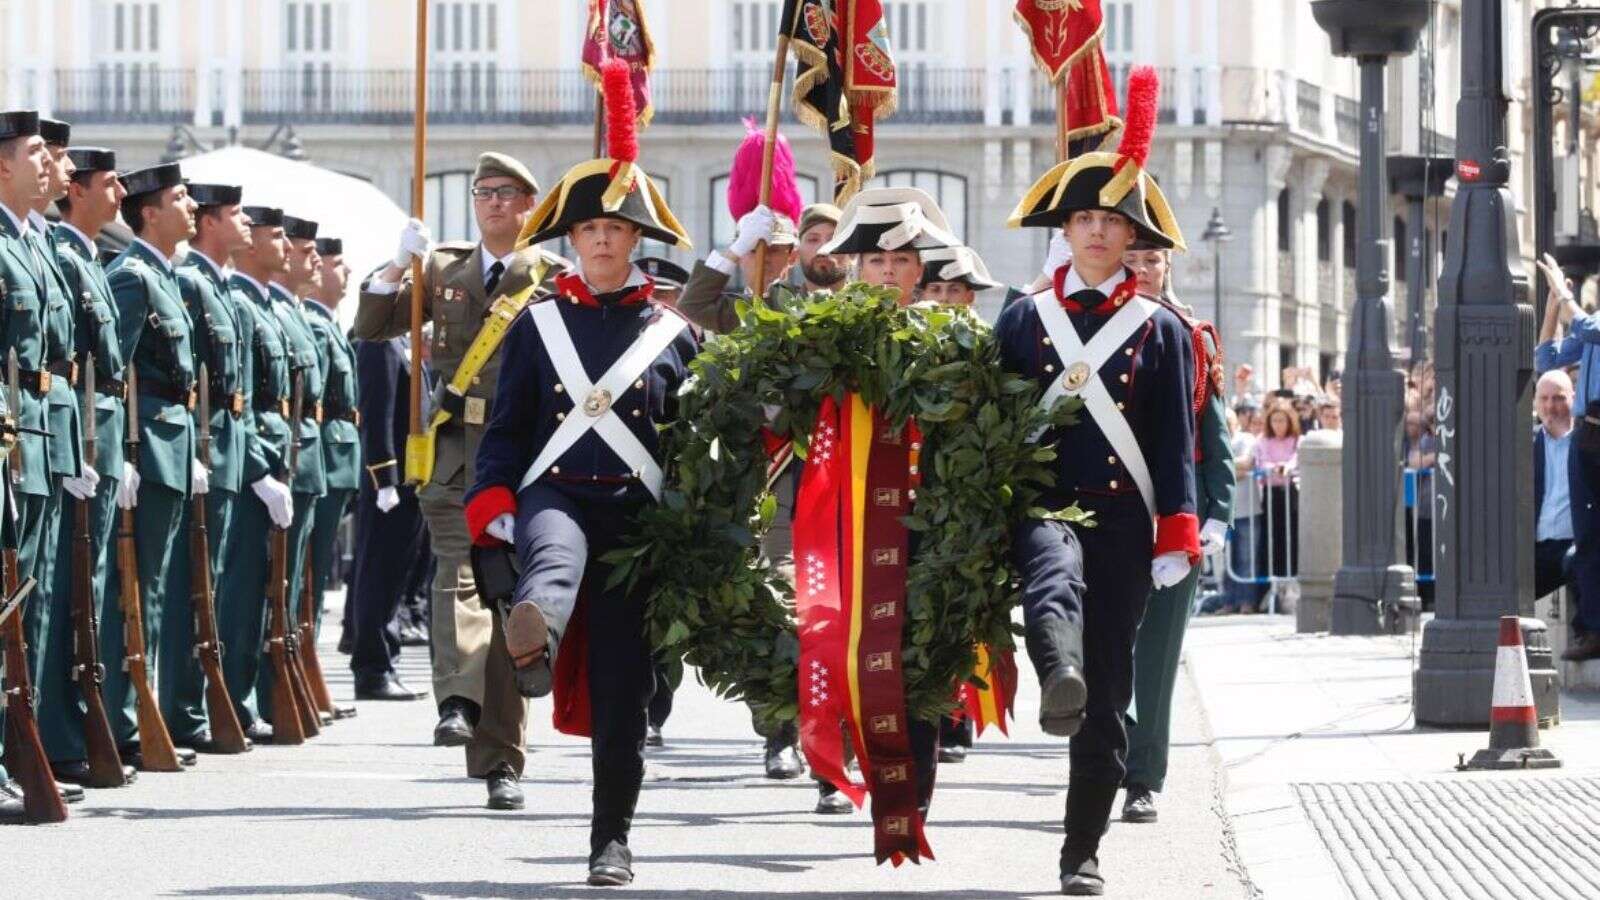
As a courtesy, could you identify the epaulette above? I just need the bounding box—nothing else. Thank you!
[433,241,476,255]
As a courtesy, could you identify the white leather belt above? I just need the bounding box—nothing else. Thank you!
[519,302,687,499]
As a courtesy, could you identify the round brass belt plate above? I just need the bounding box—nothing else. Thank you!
[582,387,613,417]
[1062,361,1092,392]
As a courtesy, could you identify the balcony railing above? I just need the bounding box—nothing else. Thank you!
[1031,65,1208,126]
[1297,79,1323,136]
[50,68,195,125]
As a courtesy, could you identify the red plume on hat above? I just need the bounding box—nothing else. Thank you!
[602,57,639,164]
[1115,66,1158,172]
[727,118,803,222]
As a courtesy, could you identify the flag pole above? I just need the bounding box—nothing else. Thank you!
[1055,83,1068,162]
[750,28,793,297]
[407,0,428,450]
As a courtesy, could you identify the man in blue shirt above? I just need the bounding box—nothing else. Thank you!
[1535,370,1575,602]
[1534,254,1600,660]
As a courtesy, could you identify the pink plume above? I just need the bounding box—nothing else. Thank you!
[1118,66,1159,169]
[602,58,638,163]
[727,117,804,222]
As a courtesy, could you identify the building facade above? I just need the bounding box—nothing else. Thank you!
[2,0,1553,386]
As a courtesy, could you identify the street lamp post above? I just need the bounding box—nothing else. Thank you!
[1202,207,1233,350]
[1387,154,1453,365]
[1313,0,1428,635]
[1415,0,1554,725]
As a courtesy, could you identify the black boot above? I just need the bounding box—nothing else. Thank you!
[1060,780,1118,896]
[588,838,633,886]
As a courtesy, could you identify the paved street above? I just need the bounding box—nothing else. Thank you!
[7,588,1253,899]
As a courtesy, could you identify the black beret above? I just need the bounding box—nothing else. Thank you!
[188,183,243,207]
[66,147,116,173]
[243,206,284,228]
[0,110,40,141]
[38,118,70,146]
[282,215,319,240]
[315,237,343,256]
[119,163,185,199]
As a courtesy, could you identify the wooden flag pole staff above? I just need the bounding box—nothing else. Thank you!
[750,31,793,298]
[1056,84,1068,162]
[406,0,428,454]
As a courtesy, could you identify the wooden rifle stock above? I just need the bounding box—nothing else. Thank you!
[265,523,307,745]
[2,566,66,822]
[189,496,249,753]
[298,565,335,717]
[71,497,127,785]
[114,507,182,772]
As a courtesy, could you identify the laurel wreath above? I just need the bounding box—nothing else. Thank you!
[602,284,1085,733]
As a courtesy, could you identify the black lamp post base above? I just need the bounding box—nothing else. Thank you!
[1415,617,1560,727]
[1332,564,1420,635]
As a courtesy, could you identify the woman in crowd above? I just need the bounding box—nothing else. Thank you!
[1256,403,1301,581]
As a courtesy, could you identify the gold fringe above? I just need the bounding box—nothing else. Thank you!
[1011,8,1108,84]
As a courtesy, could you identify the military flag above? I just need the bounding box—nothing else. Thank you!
[842,0,897,184]
[785,0,862,200]
[582,0,657,126]
[1013,0,1120,148]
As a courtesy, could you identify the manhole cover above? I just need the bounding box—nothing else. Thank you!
[1294,778,1600,900]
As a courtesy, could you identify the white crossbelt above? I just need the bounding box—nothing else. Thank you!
[1032,292,1161,519]
[519,302,688,499]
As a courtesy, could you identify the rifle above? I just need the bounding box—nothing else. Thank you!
[114,369,182,772]
[282,368,323,735]
[1,350,66,821]
[190,368,249,753]
[265,371,310,743]
[69,354,129,785]
[299,563,336,720]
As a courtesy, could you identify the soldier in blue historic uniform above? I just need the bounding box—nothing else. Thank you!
[253,214,328,727]
[218,206,296,742]
[40,145,138,787]
[462,135,697,886]
[996,68,1200,896]
[106,162,203,771]
[346,330,428,701]
[162,182,256,751]
[295,236,361,719]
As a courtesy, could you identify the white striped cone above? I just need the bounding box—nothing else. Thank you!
[1465,616,1561,770]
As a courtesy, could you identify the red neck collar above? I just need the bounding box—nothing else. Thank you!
[1052,264,1141,315]
[555,271,655,308]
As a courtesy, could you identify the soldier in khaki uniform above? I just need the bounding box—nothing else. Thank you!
[352,152,565,810]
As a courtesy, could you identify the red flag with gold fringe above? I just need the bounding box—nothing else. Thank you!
[842,0,897,186]
[1013,0,1120,143]
[582,0,656,126]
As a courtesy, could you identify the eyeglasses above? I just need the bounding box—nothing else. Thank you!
[471,186,530,201]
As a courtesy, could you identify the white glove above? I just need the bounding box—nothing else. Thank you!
[116,462,141,510]
[1042,230,1072,278]
[251,475,294,529]
[729,205,777,257]
[485,513,515,545]
[392,218,432,269]
[1199,519,1229,556]
[376,485,400,513]
[191,459,210,496]
[63,464,101,500]
[1150,551,1192,589]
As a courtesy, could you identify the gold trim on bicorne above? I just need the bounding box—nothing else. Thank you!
[1005,152,1188,252]
[517,158,692,250]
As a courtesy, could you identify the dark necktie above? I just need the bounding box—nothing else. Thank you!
[485,260,505,296]
[1069,288,1105,309]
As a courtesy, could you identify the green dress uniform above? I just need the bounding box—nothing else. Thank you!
[303,298,359,644]
[217,267,292,729]
[107,236,198,753]
[1125,325,1234,795]
[28,213,85,764]
[160,248,249,743]
[42,221,129,757]
[254,281,325,723]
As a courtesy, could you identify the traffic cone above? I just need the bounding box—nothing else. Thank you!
[1465,616,1561,770]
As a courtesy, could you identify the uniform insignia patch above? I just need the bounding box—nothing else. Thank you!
[464,396,487,425]
[1063,360,1092,392]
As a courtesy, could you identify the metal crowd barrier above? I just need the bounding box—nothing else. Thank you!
[1198,469,1299,615]
[1403,467,1436,586]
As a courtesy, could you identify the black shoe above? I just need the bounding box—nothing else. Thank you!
[814,784,854,815]
[434,697,478,747]
[1060,852,1104,895]
[177,747,198,767]
[244,721,275,744]
[1040,666,1088,737]
[645,723,663,748]
[938,744,968,764]
[333,703,358,720]
[355,672,425,701]
[0,781,25,824]
[57,781,85,804]
[178,731,229,755]
[51,760,94,786]
[764,742,804,780]
[587,840,634,886]
[485,763,524,810]
[1121,784,1158,823]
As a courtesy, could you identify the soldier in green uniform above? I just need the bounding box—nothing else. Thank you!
[305,236,360,701]
[354,151,563,810]
[0,110,75,807]
[219,207,296,741]
[255,215,327,727]
[1119,242,1234,825]
[106,163,203,770]
[43,146,137,786]
[162,183,255,752]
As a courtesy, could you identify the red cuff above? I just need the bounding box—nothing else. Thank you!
[1154,512,1200,564]
[464,485,516,547]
